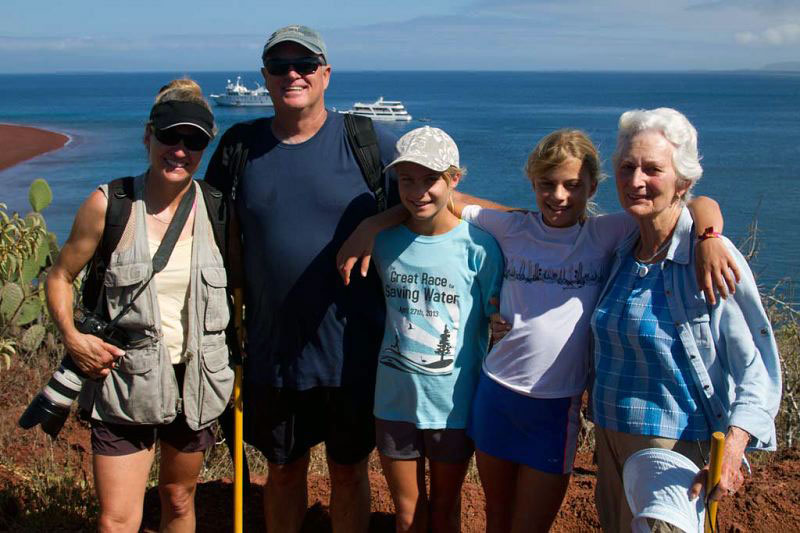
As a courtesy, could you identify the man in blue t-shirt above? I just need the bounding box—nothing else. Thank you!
[205,25,397,533]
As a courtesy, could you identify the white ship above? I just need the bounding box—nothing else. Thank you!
[343,97,412,122]
[209,77,272,107]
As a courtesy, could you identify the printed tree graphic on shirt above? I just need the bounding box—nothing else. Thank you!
[434,325,453,361]
[378,306,458,375]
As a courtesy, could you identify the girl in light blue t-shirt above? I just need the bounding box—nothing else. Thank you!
[369,126,503,533]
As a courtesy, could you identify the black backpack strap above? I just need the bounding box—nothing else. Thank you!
[223,141,249,201]
[198,180,227,266]
[102,177,135,262]
[344,114,386,211]
[81,176,135,315]
[205,122,251,200]
[198,180,243,365]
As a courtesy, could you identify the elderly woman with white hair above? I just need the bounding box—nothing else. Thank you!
[591,107,782,532]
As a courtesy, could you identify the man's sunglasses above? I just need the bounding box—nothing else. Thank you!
[264,57,324,76]
[153,128,210,151]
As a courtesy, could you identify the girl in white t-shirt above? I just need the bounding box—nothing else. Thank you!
[337,129,734,533]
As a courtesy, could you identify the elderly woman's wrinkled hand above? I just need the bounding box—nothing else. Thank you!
[689,426,750,503]
[695,237,741,306]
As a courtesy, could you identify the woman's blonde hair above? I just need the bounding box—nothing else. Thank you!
[525,129,604,189]
[149,78,218,136]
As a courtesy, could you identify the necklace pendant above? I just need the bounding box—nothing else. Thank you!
[636,262,649,278]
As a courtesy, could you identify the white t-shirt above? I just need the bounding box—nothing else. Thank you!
[461,206,637,398]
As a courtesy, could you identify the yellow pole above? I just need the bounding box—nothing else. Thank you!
[233,288,244,533]
[705,431,725,533]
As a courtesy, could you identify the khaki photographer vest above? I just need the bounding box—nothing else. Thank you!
[79,175,234,430]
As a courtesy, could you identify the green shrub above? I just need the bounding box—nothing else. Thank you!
[769,288,800,448]
[0,179,58,368]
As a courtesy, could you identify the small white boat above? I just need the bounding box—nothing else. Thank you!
[210,77,272,107]
[343,97,412,122]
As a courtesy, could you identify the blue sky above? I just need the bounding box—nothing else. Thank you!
[1,0,799,72]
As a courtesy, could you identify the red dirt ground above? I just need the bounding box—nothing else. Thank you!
[138,448,800,533]
[3,363,800,532]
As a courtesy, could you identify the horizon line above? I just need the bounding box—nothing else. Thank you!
[1,67,799,76]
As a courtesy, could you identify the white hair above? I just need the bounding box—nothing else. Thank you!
[613,107,703,200]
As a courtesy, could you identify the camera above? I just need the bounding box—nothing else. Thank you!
[18,355,88,438]
[18,310,145,438]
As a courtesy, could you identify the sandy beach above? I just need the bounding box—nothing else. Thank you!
[0,124,69,172]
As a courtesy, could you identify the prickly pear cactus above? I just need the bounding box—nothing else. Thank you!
[28,178,53,213]
[0,179,61,371]
[21,324,46,352]
[0,282,24,321]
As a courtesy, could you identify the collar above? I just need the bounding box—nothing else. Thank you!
[615,206,694,266]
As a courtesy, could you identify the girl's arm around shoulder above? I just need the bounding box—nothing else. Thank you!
[709,237,781,450]
[450,189,513,219]
[46,189,124,378]
[337,203,409,286]
[688,196,742,305]
[459,201,527,245]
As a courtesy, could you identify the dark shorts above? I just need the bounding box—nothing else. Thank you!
[89,363,217,456]
[90,415,216,456]
[243,381,375,465]
[376,418,474,463]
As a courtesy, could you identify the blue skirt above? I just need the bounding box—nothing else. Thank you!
[468,370,581,474]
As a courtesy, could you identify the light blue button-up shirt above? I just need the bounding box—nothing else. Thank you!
[594,207,782,450]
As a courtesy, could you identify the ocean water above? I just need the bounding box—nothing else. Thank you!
[0,71,798,289]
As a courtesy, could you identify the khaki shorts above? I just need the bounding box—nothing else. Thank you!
[594,426,708,533]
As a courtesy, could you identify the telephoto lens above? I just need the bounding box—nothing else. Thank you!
[18,356,88,438]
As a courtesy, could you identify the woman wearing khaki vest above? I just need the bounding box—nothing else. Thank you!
[46,79,234,532]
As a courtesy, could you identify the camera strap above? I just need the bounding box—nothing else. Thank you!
[105,182,197,331]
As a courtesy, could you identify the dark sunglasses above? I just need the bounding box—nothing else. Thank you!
[153,128,210,151]
[264,56,324,76]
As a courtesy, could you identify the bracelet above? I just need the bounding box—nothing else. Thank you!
[697,226,722,241]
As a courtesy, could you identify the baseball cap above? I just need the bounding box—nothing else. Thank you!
[386,126,460,173]
[263,25,328,63]
[149,101,215,139]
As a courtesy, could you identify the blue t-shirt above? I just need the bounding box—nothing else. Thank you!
[208,111,397,389]
[372,221,504,429]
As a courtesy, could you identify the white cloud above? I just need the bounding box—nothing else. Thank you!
[0,2,797,72]
[735,32,758,45]
[735,23,800,46]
